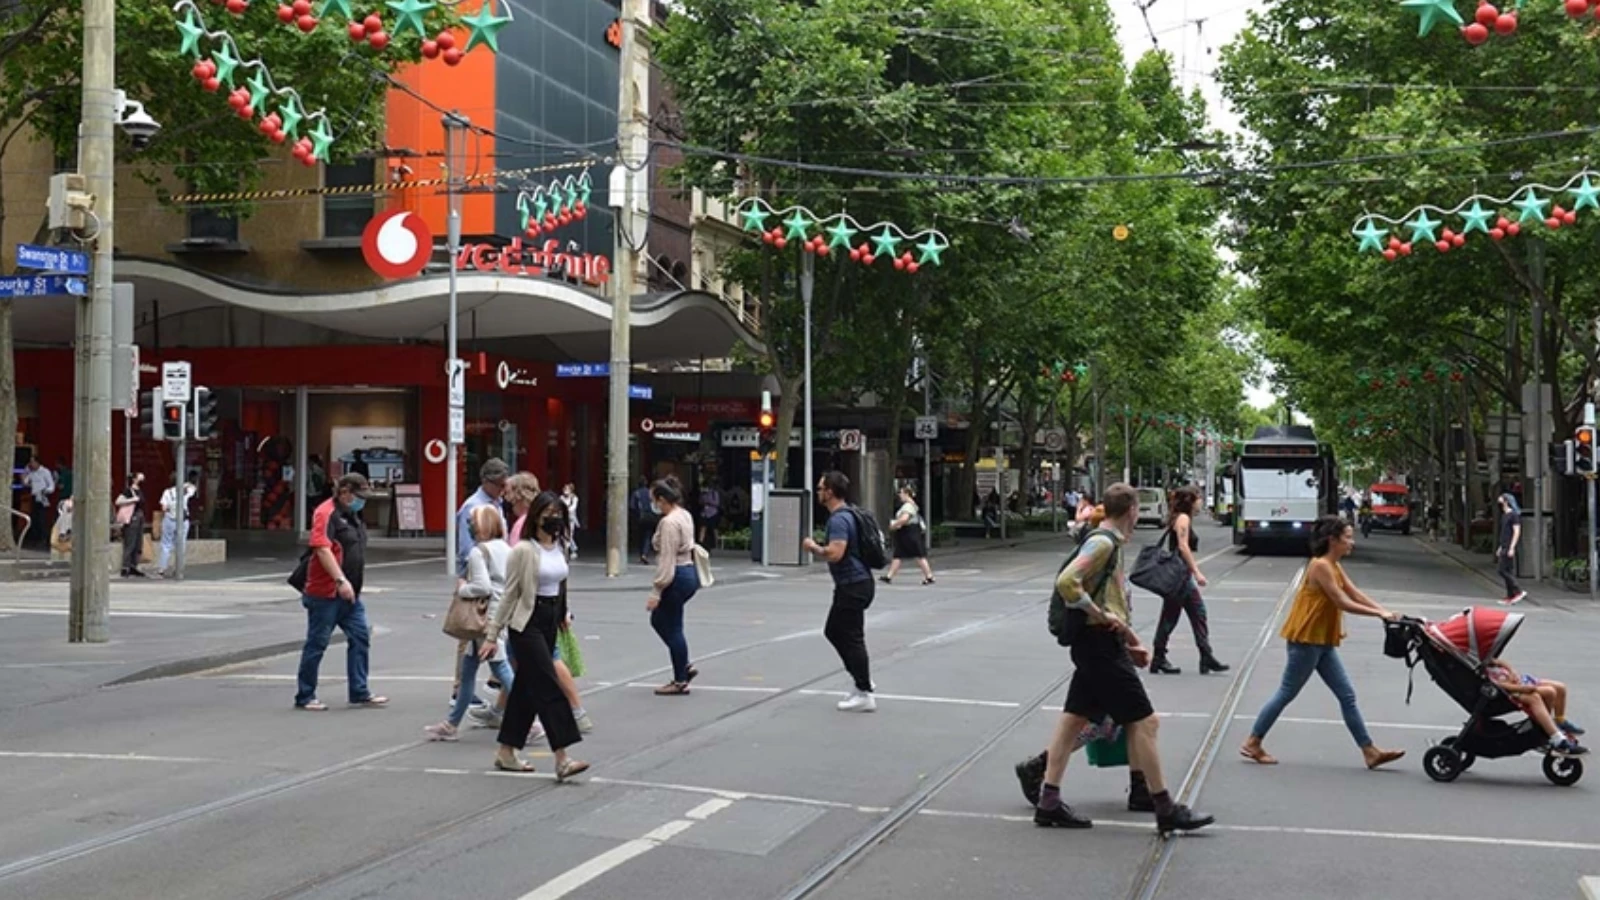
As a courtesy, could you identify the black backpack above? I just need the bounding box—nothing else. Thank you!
[846,505,891,570]
[1047,528,1123,646]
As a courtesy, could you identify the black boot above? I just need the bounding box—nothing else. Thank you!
[1127,771,1154,812]
[1157,803,1215,835]
[1150,654,1181,675]
[1199,654,1230,674]
[1015,751,1047,807]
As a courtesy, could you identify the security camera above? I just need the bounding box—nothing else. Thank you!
[118,100,162,149]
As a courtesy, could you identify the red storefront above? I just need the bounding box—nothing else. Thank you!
[14,345,607,535]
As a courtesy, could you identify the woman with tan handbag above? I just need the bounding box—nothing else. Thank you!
[424,506,515,741]
[480,492,589,779]
[648,476,700,696]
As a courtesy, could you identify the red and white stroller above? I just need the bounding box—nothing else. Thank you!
[1385,606,1583,786]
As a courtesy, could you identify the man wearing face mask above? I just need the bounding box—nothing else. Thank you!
[295,473,387,711]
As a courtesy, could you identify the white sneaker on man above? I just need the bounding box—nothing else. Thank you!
[837,692,876,713]
[1500,591,1527,606]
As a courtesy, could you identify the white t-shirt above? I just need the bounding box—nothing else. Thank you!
[534,540,569,597]
[562,492,581,529]
[160,484,197,514]
[23,466,55,500]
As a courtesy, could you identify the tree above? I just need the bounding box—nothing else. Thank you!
[0,1,451,549]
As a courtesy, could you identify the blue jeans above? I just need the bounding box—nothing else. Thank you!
[295,594,374,706]
[448,639,514,726]
[1250,641,1372,747]
[157,515,185,570]
[651,564,698,682]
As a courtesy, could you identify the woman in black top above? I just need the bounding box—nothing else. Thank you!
[1496,493,1526,605]
[116,473,147,578]
[1150,486,1229,675]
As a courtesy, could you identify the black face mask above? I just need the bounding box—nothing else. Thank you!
[540,516,564,535]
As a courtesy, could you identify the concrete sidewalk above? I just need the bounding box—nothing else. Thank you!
[1413,533,1597,609]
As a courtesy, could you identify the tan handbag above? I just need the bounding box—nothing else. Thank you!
[442,546,492,641]
[692,543,714,588]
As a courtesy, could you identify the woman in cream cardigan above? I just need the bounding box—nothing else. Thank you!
[481,492,589,779]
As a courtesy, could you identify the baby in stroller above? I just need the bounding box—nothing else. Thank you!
[1483,658,1586,757]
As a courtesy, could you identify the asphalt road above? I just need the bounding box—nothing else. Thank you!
[1,522,1596,900]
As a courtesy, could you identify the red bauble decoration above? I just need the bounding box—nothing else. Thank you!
[368,30,389,50]
[1436,240,1450,253]
[1451,233,1465,247]
[1489,227,1505,241]
[258,118,276,135]
[1400,242,1413,255]
[271,130,288,144]
[1506,222,1521,236]
[192,62,207,79]
[202,77,221,92]
[1567,0,1588,16]
[1475,2,1498,25]
[774,236,787,250]
[364,14,383,31]
[761,231,774,245]
[906,261,919,274]
[525,226,540,239]
[1495,12,1516,33]
[1546,217,1561,229]
[227,89,247,109]
[893,256,906,271]
[1387,237,1402,251]
[1382,248,1398,261]
[848,248,861,261]
[226,0,248,14]
[1441,227,1455,241]
[1564,209,1577,224]
[442,47,463,66]
[421,40,440,58]
[1462,22,1489,44]
[349,22,366,40]
[237,104,255,120]
[558,211,572,225]
[277,3,294,22]
[817,244,829,257]
[436,31,457,50]
[574,202,587,219]
[1495,216,1510,230]
[297,13,317,31]
[291,0,310,13]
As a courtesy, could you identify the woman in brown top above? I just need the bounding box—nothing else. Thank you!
[648,476,700,695]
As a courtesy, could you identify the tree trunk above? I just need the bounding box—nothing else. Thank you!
[1461,378,1485,532]
[1017,391,1038,507]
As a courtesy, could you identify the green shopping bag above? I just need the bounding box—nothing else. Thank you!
[1085,730,1129,768]
[556,625,585,678]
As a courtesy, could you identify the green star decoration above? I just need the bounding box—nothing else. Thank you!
[247,70,273,112]
[577,176,592,206]
[277,95,305,138]
[517,197,531,231]
[211,43,241,87]
[177,10,206,58]
[460,2,513,53]
[915,233,946,265]
[1459,201,1494,235]
[871,228,901,259]
[739,204,770,233]
[1569,175,1600,213]
[386,0,436,38]
[318,0,356,18]
[1399,0,1464,36]
[1405,211,1440,244]
[532,191,549,222]
[1354,218,1388,253]
[1514,189,1549,225]
[309,118,335,163]
[825,218,857,249]
[782,210,812,241]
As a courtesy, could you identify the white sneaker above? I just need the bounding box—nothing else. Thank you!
[575,711,595,733]
[468,706,502,728]
[837,692,877,713]
[1500,591,1528,606]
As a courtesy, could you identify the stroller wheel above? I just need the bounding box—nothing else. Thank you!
[1423,746,1464,782]
[1543,754,1583,787]
[1439,737,1476,772]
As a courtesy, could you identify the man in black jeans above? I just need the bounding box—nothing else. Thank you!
[1496,492,1526,605]
[803,471,876,713]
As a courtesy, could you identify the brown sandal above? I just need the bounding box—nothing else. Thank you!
[654,682,690,695]
[1239,742,1278,765]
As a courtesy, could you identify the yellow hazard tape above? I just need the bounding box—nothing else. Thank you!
[168,160,595,205]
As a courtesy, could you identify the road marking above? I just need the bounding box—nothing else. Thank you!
[0,608,242,620]
[589,776,890,813]
[212,674,453,682]
[221,556,446,583]
[0,661,131,669]
[917,809,1600,853]
[1033,707,1459,732]
[0,750,221,764]
[515,797,736,900]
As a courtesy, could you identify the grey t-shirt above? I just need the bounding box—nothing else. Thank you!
[826,508,872,585]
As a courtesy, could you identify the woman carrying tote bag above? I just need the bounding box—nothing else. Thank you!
[1147,486,1229,676]
[425,505,515,741]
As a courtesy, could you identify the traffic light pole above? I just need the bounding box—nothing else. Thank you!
[173,428,187,582]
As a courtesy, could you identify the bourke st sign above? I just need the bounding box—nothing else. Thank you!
[459,238,611,288]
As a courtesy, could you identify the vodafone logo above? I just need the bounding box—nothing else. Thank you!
[362,210,434,279]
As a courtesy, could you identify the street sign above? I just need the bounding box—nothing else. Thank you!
[15,243,90,275]
[0,274,84,298]
[126,345,140,414]
[161,361,192,403]
[447,359,466,407]
[556,362,610,377]
[629,384,653,400]
[448,406,465,444]
[1043,428,1067,453]
[914,416,939,440]
[840,429,864,451]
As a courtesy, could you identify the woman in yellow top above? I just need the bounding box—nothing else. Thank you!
[1239,515,1406,769]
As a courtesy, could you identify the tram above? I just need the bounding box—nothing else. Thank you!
[1231,426,1339,552]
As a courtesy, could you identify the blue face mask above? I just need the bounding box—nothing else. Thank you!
[347,497,366,513]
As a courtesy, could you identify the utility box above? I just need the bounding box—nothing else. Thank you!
[765,489,810,566]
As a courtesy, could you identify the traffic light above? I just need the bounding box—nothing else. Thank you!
[1577,426,1596,476]
[191,386,219,441]
[1552,439,1576,477]
[757,390,776,455]
[138,390,162,441]
[161,401,186,442]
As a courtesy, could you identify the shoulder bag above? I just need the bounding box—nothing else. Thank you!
[692,543,715,588]
[1130,526,1190,600]
[442,545,492,641]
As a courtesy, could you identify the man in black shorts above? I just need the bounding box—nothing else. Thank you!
[1030,483,1213,835]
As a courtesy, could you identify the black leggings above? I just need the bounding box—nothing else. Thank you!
[1153,580,1212,657]
[1497,552,1521,598]
[498,601,581,752]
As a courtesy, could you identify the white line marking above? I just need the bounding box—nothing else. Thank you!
[0,660,131,668]
[624,682,779,694]
[213,674,453,682]
[1033,707,1460,732]
[0,608,242,620]
[588,776,890,813]
[221,556,445,583]
[917,809,1600,853]
[0,751,220,764]
[515,797,736,900]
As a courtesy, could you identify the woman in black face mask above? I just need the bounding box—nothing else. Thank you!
[480,492,588,779]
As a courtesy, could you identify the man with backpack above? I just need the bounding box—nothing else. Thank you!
[1023,483,1213,835]
[803,470,882,712]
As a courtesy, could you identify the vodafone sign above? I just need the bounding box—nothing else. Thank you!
[362,210,434,279]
